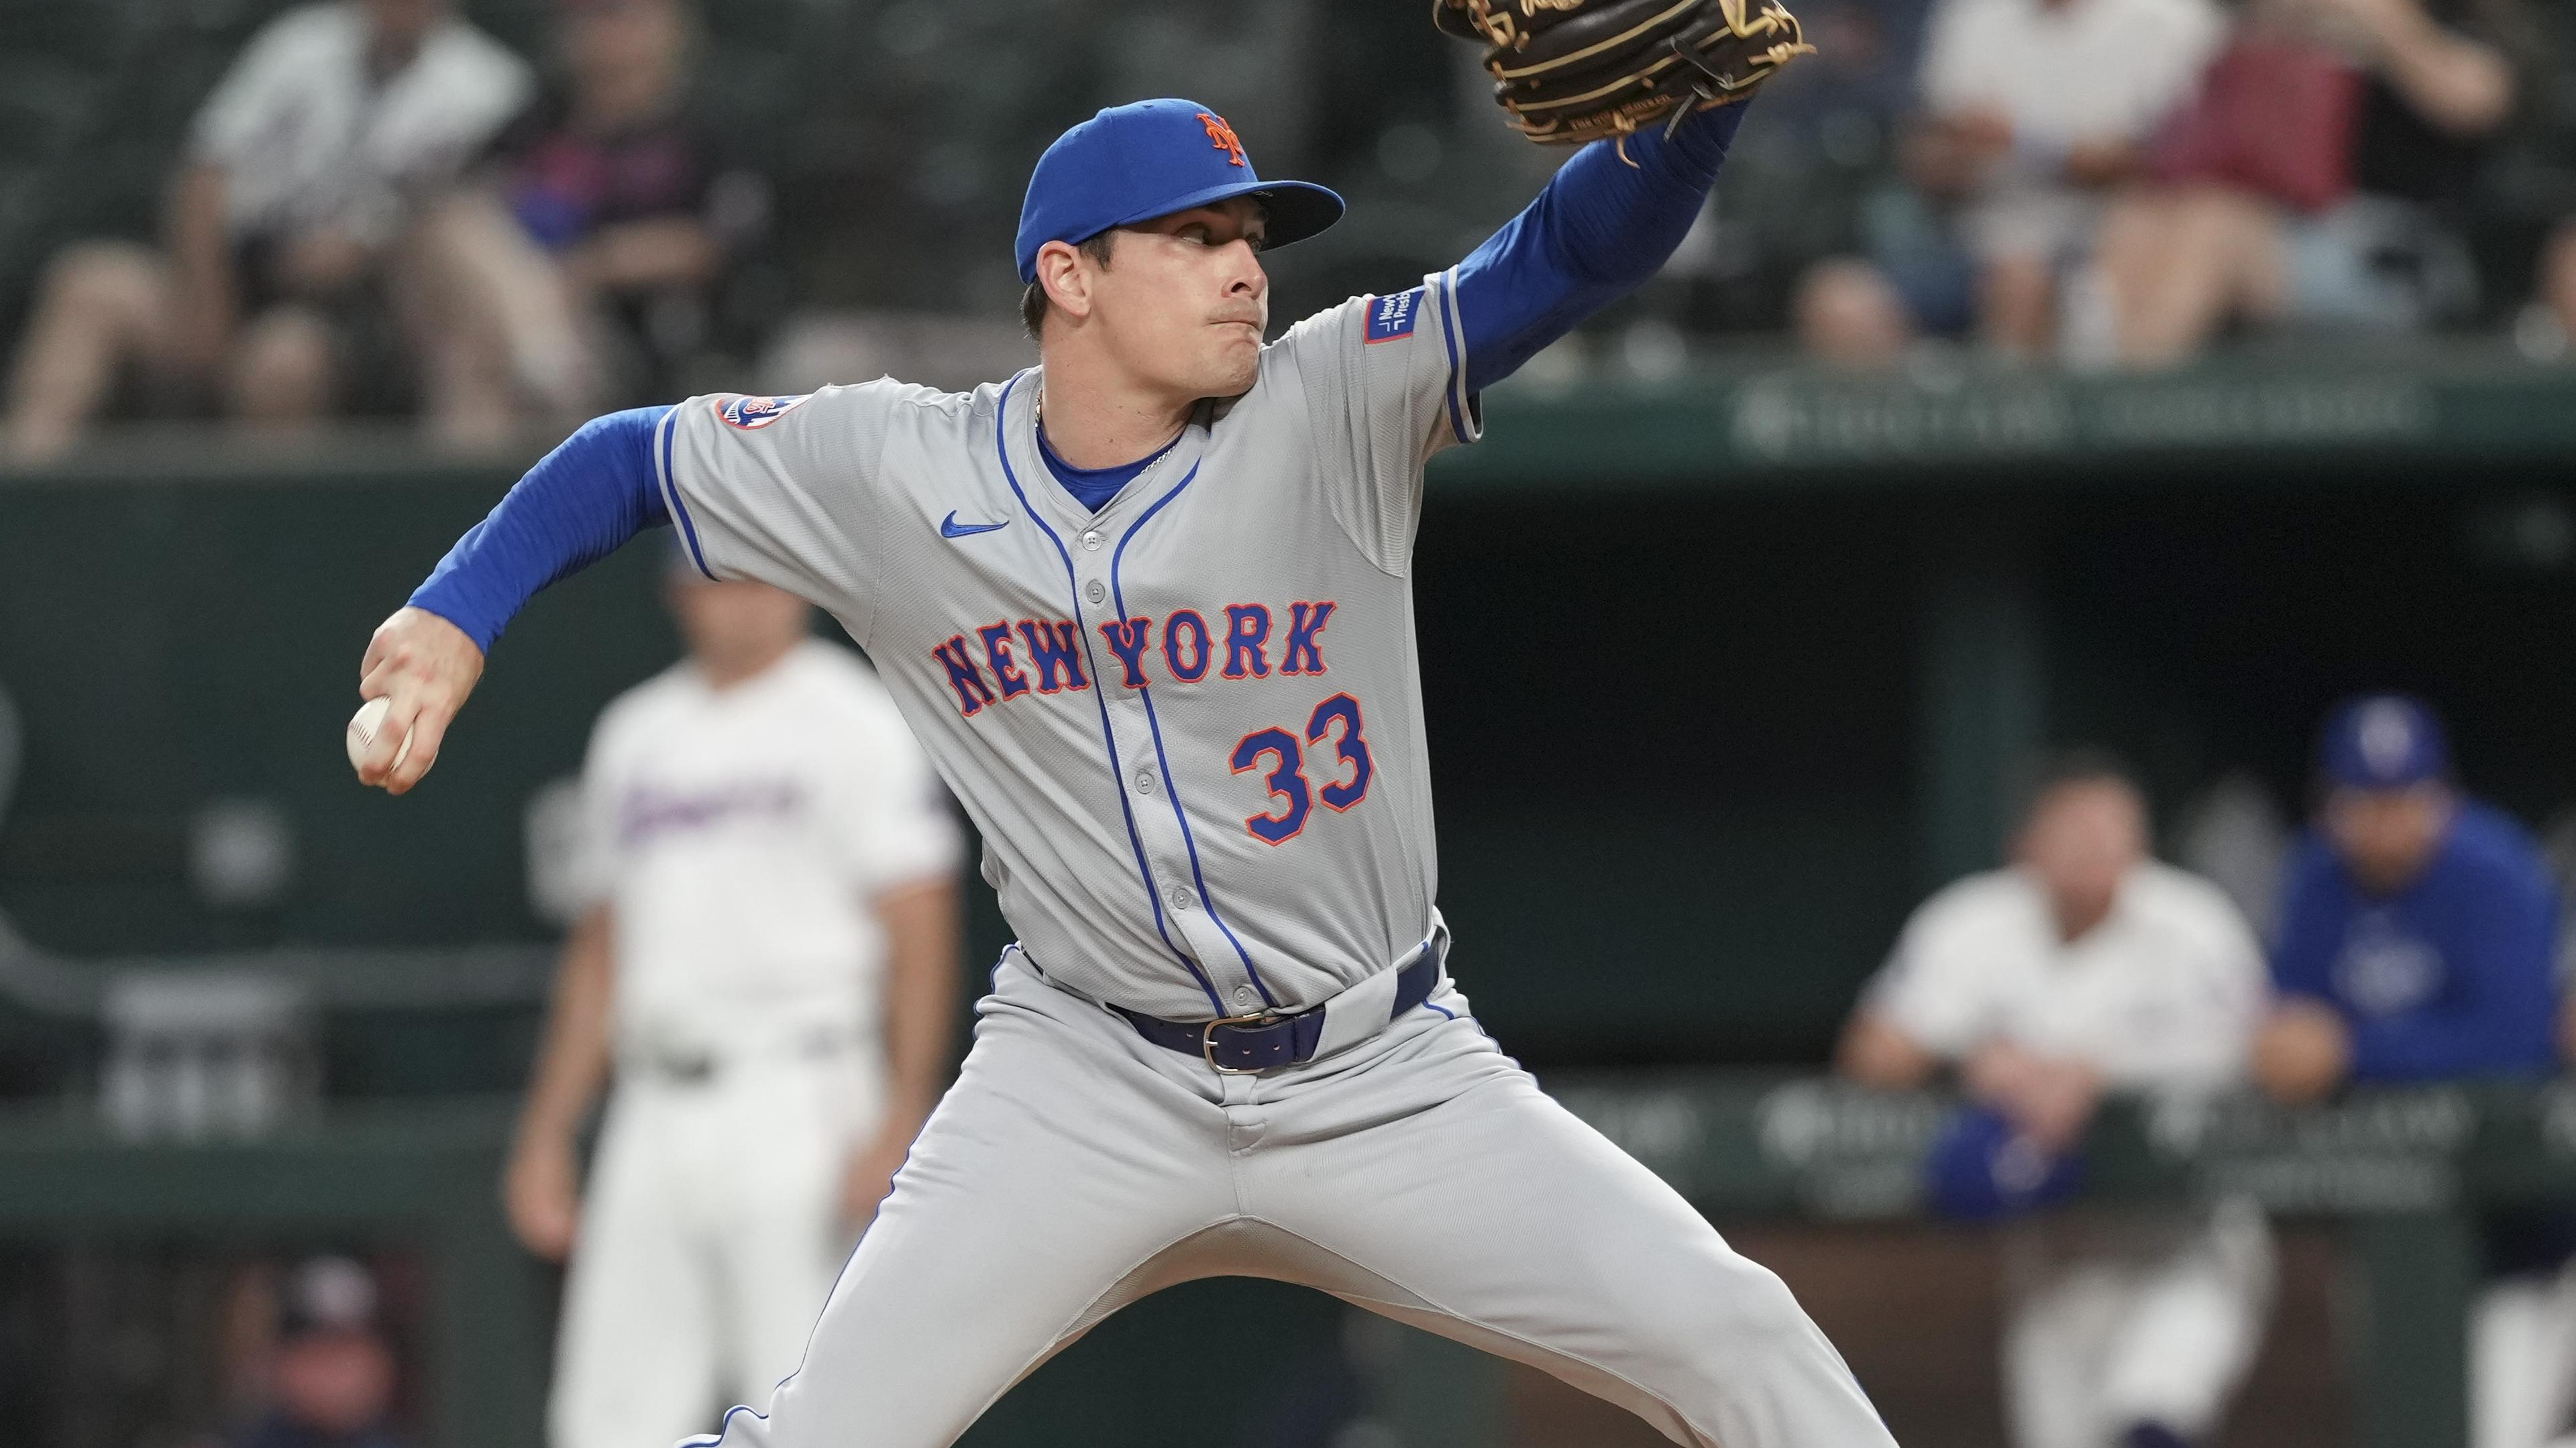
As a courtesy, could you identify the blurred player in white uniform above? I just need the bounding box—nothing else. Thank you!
[1839,755,2273,1448]
[504,561,962,1448]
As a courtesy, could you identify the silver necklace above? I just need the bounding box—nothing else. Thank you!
[1036,386,1187,484]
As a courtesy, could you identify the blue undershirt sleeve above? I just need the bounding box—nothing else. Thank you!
[408,406,674,655]
[1452,102,1748,396]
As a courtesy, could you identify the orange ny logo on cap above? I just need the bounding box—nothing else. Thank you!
[1197,112,1246,166]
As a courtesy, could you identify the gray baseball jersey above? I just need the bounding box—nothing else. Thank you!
[655,272,1476,1021]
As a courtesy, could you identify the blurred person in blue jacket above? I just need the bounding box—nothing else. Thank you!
[2252,693,2572,1448]
[2255,694,2557,1095]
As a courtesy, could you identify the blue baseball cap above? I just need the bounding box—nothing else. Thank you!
[1014,99,1343,285]
[2320,693,2452,790]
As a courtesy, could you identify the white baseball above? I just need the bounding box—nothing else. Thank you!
[345,696,418,779]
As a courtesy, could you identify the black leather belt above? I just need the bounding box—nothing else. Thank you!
[631,1028,851,1085]
[1114,948,1444,1074]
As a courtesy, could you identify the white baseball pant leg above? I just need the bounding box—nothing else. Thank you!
[2002,1254,2131,1448]
[551,1087,720,1448]
[553,1052,879,1448]
[2002,1203,2274,1448]
[693,957,1894,1448]
[2473,1262,2576,1448]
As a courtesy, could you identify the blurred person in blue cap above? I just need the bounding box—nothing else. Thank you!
[2254,693,2571,1448]
[2255,694,2558,1102]
[362,48,1905,1448]
[228,1257,406,1448]
[1841,752,2271,1448]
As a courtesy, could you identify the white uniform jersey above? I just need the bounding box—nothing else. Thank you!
[576,640,961,1058]
[1866,860,2266,1093]
[654,273,1477,1021]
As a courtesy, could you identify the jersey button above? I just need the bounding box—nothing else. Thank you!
[1080,529,1104,551]
[1086,580,1106,604]
[1232,985,1260,1009]
[1134,769,1155,795]
[1167,885,1193,911]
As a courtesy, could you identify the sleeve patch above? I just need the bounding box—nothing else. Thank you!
[714,393,812,429]
[1364,289,1423,345]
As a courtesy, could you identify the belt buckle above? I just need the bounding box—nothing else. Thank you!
[1201,1013,1280,1076]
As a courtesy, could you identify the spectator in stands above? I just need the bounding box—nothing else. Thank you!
[1792,0,2222,364]
[1839,753,2272,1448]
[0,0,529,462]
[409,0,758,447]
[2092,0,2519,366]
[229,1257,407,1448]
[2251,694,2573,1448]
[1689,0,1925,338]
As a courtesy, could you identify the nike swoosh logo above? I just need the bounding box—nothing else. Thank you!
[940,511,1010,539]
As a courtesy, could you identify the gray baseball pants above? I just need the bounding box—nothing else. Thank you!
[693,953,1896,1448]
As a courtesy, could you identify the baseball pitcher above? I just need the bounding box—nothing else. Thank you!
[354,5,1892,1443]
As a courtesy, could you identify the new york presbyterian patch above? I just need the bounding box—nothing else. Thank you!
[1364,289,1423,345]
[715,394,812,429]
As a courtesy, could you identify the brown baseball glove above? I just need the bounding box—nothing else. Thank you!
[1435,0,1815,148]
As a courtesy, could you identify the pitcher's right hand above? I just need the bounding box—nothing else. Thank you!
[354,606,484,794]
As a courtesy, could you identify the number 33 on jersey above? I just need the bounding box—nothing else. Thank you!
[928,598,1371,847]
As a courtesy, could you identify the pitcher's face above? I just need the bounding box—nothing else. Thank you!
[1088,199,1271,398]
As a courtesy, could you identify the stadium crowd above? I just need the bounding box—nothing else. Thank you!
[1,0,759,459]
[1783,0,2562,365]
[5,0,2576,459]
